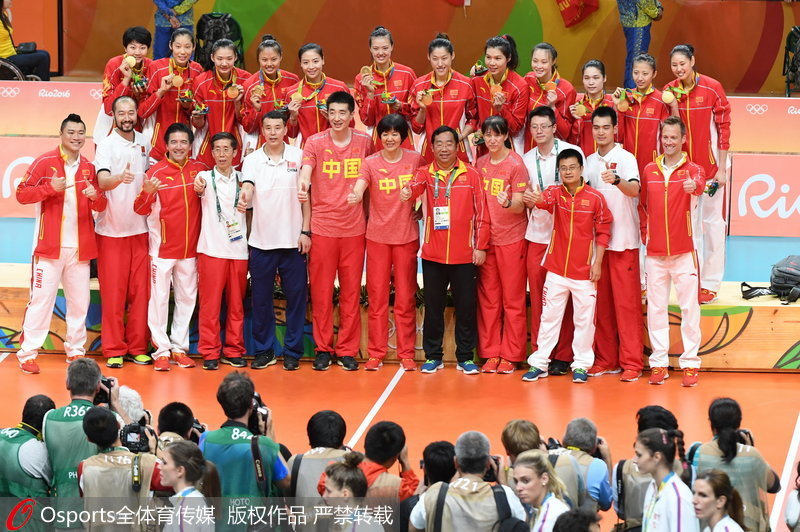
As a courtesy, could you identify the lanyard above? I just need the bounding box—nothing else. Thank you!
[176,487,197,532]
[298,76,327,101]
[433,167,459,200]
[642,472,675,531]
[534,493,553,532]
[535,139,559,189]
[210,169,239,222]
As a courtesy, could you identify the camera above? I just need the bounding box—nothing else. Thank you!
[120,423,154,453]
[248,392,269,436]
[93,376,114,405]
[189,418,206,444]
[546,437,562,451]
[482,455,502,483]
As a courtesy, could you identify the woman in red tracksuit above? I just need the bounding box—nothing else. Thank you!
[475,116,529,374]
[354,26,417,150]
[284,43,351,146]
[138,28,203,162]
[524,42,576,152]
[241,35,300,148]
[569,60,619,156]
[470,35,529,156]
[410,33,478,164]
[191,39,251,168]
[664,43,731,304]
[616,54,672,176]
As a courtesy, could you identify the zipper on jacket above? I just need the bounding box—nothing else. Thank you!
[664,181,670,256]
[563,199,576,277]
[182,172,190,258]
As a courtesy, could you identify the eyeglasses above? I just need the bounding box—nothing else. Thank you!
[530,124,554,132]
[212,147,234,154]
[559,165,581,172]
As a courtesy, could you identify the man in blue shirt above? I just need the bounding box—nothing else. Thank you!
[556,417,614,512]
[152,0,198,60]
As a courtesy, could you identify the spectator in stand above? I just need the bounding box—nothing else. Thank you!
[557,418,613,512]
[693,469,746,532]
[553,508,602,532]
[0,0,50,80]
[287,410,348,500]
[616,0,663,89]
[152,0,198,60]
[513,450,571,530]
[159,440,219,532]
[399,441,456,532]
[692,398,780,532]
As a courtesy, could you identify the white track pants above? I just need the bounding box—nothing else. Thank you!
[692,191,726,292]
[148,256,197,359]
[527,272,596,372]
[645,252,702,369]
[17,248,89,362]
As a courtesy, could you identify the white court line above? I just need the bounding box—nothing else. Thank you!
[346,367,405,449]
[770,411,800,531]
[0,353,9,363]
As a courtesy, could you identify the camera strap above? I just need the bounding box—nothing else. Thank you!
[433,483,448,532]
[616,460,626,521]
[290,453,303,497]
[250,435,268,497]
[131,454,142,493]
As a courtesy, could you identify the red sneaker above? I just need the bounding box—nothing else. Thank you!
[619,369,642,382]
[587,365,621,377]
[649,367,669,385]
[496,359,516,374]
[364,358,383,371]
[20,360,40,374]
[400,359,417,371]
[699,289,717,304]
[482,357,500,373]
[681,368,699,387]
[154,357,171,372]
[171,352,196,368]
[66,354,85,364]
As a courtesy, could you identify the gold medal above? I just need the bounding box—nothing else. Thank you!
[490,85,503,96]
[172,75,184,88]
[290,92,303,103]
[420,91,433,106]
[543,81,557,92]
[360,66,372,77]
[252,85,264,97]
[124,56,137,68]
[226,85,240,99]
[662,90,675,104]
[574,104,587,118]
[617,99,629,112]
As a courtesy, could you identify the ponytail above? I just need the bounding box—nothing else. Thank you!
[709,398,742,463]
[485,34,519,71]
[695,469,747,530]
[325,451,368,498]
[637,428,692,485]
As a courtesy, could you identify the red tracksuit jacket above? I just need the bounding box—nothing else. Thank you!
[101,55,152,116]
[618,87,671,174]
[133,158,207,259]
[640,154,706,257]
[283,75,352,145]
[16,147,107,261]
[471,69,530,139]
[192,67,252,168]
[407,160,489,265]
[354,62,417,150]
[240,69,300,145]
[138,57,204,161]
[409,71,478,164]
[536,181,612,280]
[524,71,577,151]
[569,93,622,156]
[663,73,731,178]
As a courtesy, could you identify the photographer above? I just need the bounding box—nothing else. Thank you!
[156,402,206,454]
[551,418,613,512]
[199,372,290,502]
[409,431,526,531]
[287,410,348,500]
[399,441,456,532]
[692,397,779,532]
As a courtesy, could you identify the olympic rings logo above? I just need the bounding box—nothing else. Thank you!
[89,89,102,100]
[745,104,768,115]
[0,87,21,97]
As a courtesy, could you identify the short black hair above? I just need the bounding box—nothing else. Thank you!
[553,509,601,532]
[591,105,617,126]
[122,26,151,48]
[307,410,346,449]
[83,407,118,448]
[556,148,583,168]
[636,405,679,433]
[22,394,56,432]
[422,441,456,485]
[528,105,556,125]
[112,95,137,113]
[262,109,288,125]
[164,122,194,145]
[211,131,238,150]
[158,402,194,437]
[216,372,255,420]
[364,421,405,464]
[60,113,86,133]
[431,125,458,144]
[326,90,355,113]
[376,113,409,142]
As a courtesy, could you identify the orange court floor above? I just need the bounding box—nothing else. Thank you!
[1,353,799,531]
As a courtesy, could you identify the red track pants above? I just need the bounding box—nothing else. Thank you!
[197,254,248,360]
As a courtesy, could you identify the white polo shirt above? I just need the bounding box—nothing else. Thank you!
[61,157,80,248]
[585,144,640,252]
[93,129,151,237]
[522,139,583,245]
[242,144,304,251]
[196,166,248,260]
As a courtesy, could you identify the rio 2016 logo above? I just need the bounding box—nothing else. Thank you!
[6,498,35,530]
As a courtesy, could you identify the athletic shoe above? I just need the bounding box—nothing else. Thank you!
[172,352,196,368]
[338,356,359,371]
[251,352,276,370]
[496,359,516,374]
[66,354,85,364]
[649,367,669,385]
[203,359,219,371]
[154,357,171,372]
[681,368,699,387]
[420,360,444,373]
[20,360,40,374]
[482,357,500,373]
[619,369,642,382]
[521,368,548,382]
[548,359,570,376]
[401,359,417,371]
[222,355,248,368]
[106,357,124,369]
[283,356,300,371]
[457,361,480,375]
[364,358,383,371]
[699,289,717,304]
[572,368,588,383]
[127,354,153,365]
[587,365,621,377]
[313,352,333,371]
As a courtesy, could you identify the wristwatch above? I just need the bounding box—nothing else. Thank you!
[613,174,621,186]
[301,230,312,237]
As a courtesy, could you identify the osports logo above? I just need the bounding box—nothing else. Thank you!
[6,498,35,530]
[0,86,20,97]
[744,104,768,115]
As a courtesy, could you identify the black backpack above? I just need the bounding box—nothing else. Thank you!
[433,484,528,532]
[195,12,245,71]
[741,255,800,304]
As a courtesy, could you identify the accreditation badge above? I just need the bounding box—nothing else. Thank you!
[433,206,450,230]
[225,219,244,242]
